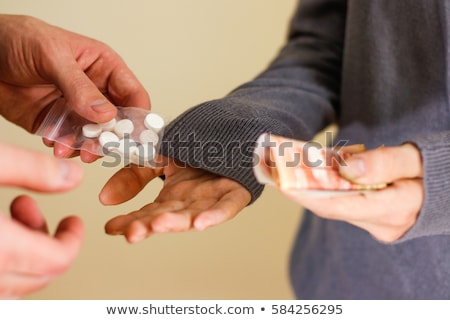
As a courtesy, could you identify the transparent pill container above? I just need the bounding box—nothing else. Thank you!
[35,98,165,167]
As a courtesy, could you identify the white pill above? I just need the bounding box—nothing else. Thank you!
[98,118,117,131]
[118,138,139,156]
[82,123,102,138]
[99,131,120,151]
[136,143,156,162]
[114,119,134,138]
[144,113,165,133]
[139,129,159,145]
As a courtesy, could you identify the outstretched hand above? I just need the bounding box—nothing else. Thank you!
[0,142,84,299]
[99,158,251,243]
[0,197,83,299]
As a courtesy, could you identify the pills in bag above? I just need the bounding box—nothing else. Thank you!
[35,98,165,167]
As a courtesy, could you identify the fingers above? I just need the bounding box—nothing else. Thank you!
[107,207,196,244]
[18,216,84,276]
[42,138,54,148]
[0,273,51,299]
[293,180,420,222]
[50,57,117,124]
[99,165,162,205]
[10,195,48,233]
[105,184,251,243]
[353,179,422,242]
[335,144,366,158]
[53,141,78,159]
[277,142,425,243]
[103,165,251,243]
[52,216,84,271]
[194,188,251,231]
[51,135,100,163]
[106,65,151,109]
[339,144,423,185]
[0,212,84,278]
[288,179,423,242]
[104,201,188,242]
[0,215,83,298]
[126,211,193,243]
[48,35,149,120]
[79,150,101,163]
[0,143,83,192]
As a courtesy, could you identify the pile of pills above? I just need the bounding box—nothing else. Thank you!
[82,112,164,164]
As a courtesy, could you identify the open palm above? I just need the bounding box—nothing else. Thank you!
[99,157,251,243]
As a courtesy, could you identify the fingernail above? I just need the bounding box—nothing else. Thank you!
[57,159,83,185]
[91,99,114,113]
[339,156,366,180]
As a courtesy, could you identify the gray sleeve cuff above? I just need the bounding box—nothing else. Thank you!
[400,131,450,240]
[159,99,300,204]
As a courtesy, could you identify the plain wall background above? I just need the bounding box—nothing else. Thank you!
[0,0,308,299]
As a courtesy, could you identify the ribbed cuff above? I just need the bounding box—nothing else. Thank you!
[401,132,450,240]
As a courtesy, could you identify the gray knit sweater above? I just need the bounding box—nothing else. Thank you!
[161,0,450,299]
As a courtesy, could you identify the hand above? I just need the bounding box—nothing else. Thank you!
[0,143,84,299]
[99,158,251,243]
[282,144,424,242]
[0,197,83,299]
[0,14,150,161]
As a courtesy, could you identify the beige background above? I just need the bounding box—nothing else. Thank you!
[0,0,311,299]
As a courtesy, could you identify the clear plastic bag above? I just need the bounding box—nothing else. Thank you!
[35,98,165,167]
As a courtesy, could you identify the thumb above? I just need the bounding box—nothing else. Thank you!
[52,59,117,123]
[99,165,160,205]
[338,144,423,185]
[0,143,83,192]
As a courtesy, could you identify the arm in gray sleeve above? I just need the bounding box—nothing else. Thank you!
[161,0,347,203]
[395,0,450,241]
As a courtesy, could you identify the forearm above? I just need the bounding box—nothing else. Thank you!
[161,0,347,203]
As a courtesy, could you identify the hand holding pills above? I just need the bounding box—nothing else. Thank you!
[0,13,151,299]
[36,99,165,167]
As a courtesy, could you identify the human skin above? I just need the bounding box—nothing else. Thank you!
[0,143,83,299]
[0,14,150,298]
[100,144,423,244]
[0,14,150,161]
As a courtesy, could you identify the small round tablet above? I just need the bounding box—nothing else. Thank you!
[99,131,120,151]
[98,118,117,131]
[139,129,159,145]
[144,113,165,133]
[82,123,102,138]
[114,119,134,138]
